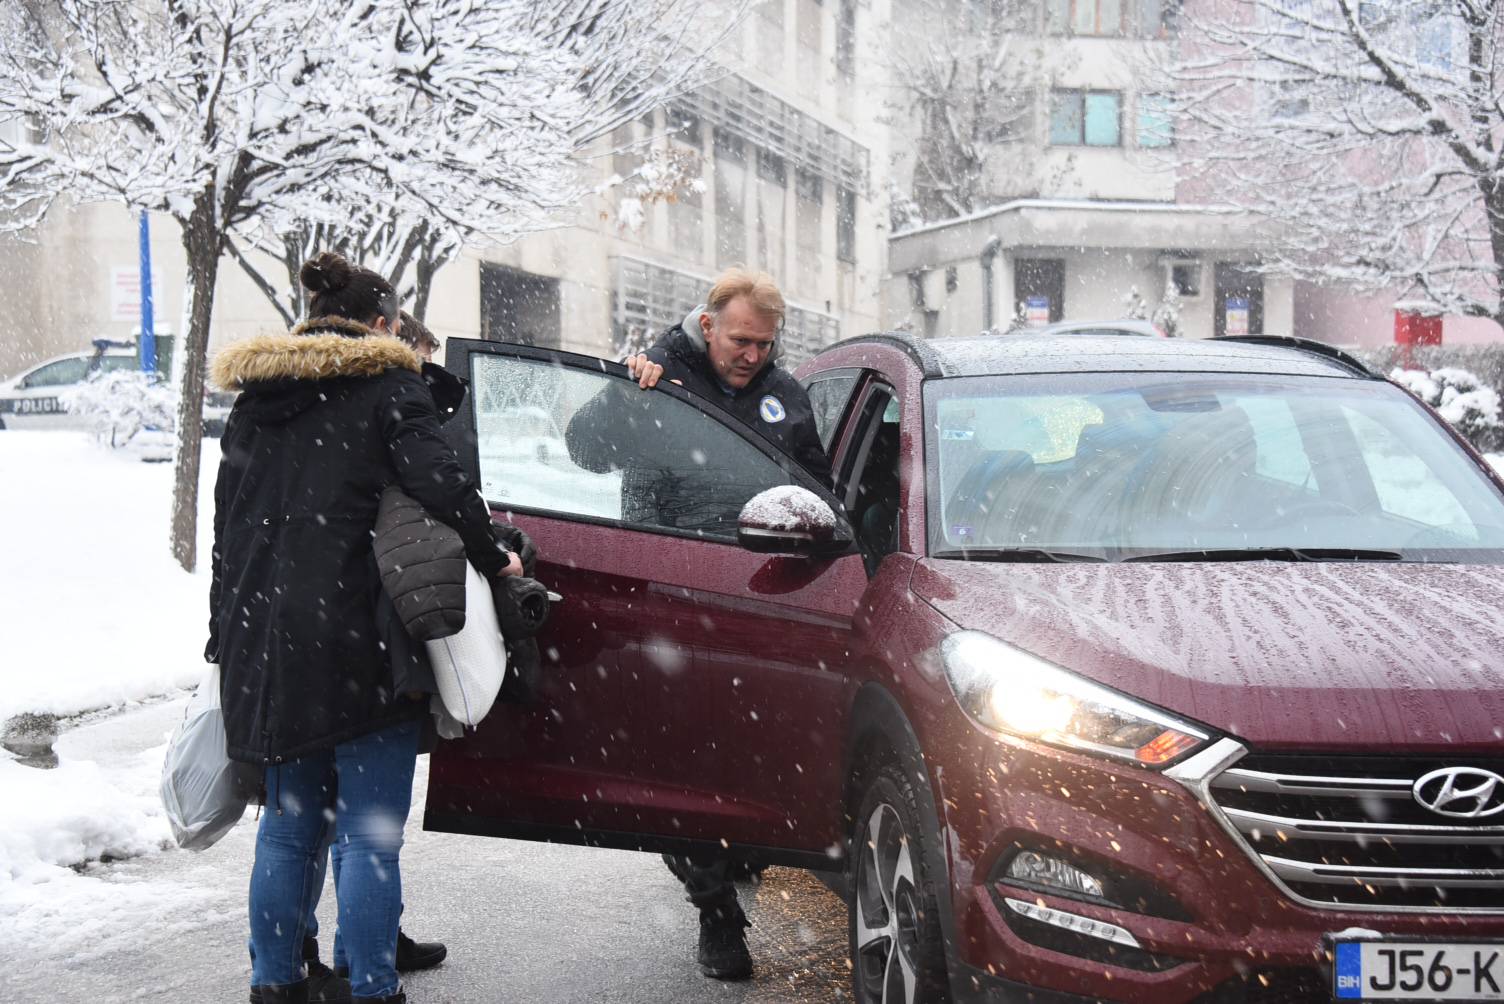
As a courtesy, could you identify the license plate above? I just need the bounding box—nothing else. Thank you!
[1335,942,1504,1000]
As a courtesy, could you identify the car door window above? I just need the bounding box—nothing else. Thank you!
[471,352,813,540]
[22,358,89,388]
[842,385,902,567]
[803,371,860,451]
[96,355,138,375]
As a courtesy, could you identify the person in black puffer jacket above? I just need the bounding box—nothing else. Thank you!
[208,253,521,1004]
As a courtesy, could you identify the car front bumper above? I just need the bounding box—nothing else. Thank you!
[932,724,1504,1004]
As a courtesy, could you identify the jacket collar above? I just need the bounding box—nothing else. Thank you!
[211,316,421,391]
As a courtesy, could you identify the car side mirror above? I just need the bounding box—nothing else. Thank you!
[737,486,851,557]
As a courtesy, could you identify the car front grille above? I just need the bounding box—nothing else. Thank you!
[1208,754,1504,911]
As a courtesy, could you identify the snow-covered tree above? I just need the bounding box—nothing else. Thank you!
[1156,0,1504,324]
[68,370,177,451]
[226,1,733,329]
[888,0,1052,223]
[0,0,734,570]
[1392,365,1504,450]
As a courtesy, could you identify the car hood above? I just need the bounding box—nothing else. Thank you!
[912,559,1504,751]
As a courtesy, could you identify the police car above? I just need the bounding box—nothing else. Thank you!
[0,341,141,430]
[0,340,235,436]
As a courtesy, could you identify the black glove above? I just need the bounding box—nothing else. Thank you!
[492,523,537,578]
[490,574,551,639]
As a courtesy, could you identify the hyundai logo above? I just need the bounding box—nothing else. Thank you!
[1412,767,1504,819]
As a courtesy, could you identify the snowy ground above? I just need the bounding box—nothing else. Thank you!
[0,431,218,943]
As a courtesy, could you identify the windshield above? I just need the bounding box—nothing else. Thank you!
[925,372,1504,561]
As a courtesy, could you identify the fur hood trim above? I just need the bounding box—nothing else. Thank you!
[211,318,420,391]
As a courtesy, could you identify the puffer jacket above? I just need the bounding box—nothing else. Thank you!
[207,316,507,764]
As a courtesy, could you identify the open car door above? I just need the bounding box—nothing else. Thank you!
[425,340,873,867]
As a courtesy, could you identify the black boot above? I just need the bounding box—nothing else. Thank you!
[249,979,309,1004]
[250,939,351,1004]
[696,907,753,981]
[396,929,447,973]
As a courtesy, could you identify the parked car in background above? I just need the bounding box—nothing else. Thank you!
[0,341,139,430]
[429,333,1504,1004]
[0,340,234,437]
[1031,319,1168,338]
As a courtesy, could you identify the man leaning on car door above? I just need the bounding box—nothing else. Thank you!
[568,266,831,982]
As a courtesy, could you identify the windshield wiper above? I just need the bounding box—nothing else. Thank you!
[945,547,1108,563]
[1123,547,1403,563]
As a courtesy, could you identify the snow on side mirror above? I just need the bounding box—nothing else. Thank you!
[738,486,847,556]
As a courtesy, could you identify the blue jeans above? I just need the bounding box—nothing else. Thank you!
[249,718,419,999]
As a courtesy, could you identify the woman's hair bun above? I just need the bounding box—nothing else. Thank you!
[299,251,353,295]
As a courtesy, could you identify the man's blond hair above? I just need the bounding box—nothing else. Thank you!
[707,266,785,328]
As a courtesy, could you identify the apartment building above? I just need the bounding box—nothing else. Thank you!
[882,0,1295,341]
[0,0,891,380]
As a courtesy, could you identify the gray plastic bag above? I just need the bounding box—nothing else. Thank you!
[160,665,253,851]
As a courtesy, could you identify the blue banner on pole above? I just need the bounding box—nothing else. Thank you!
[139,211,156,376]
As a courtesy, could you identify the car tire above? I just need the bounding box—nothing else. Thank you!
[849,760,950,1004]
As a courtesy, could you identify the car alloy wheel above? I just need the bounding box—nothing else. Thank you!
[850,762,947,1004]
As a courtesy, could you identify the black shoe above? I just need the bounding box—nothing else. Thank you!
[250,961,350,1004]
[248,979,308,1004]
[697,912,753,980]
[396,929,447,973]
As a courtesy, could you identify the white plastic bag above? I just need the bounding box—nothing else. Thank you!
[160,664,251,851]
[425,562,507,728]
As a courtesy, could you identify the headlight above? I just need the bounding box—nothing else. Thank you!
[940,631,1210,768]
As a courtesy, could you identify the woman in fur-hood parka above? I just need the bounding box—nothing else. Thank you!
[207,305,506,766]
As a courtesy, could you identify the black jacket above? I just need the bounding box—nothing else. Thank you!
[563,318,831,536]
[644,320,831,487]
[206,317,506,764]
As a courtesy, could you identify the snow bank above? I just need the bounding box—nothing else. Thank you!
[0,431,214,724]
[0,745,169,883]
[0,726,227,964]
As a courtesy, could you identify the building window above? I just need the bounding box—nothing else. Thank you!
[836,186,856,264]
[480,264,562,348]
[668,107,703,148]
[757,0,786,76]
[1170,262,1202,297]
[795,170,824,297]
[715,129,749,268]
[1137,0,1180,35]
[1046,0,1125,35]
[835,0,856,77]
[1049,90,1121,147]
[797,0,823,95]
[1136,94,1173,148]
[673,72,868,192]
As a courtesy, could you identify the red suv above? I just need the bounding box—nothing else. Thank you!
[429,333,1504,1003]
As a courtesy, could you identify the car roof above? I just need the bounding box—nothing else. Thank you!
[825,333,1374,380]
[1033,320,1159,336]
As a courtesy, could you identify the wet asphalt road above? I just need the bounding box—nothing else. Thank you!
[4,700,853,1003]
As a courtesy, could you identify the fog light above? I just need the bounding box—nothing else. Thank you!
[1004,897,1141,948]
[1005,851,1105,899]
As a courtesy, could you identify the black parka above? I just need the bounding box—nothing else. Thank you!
[206,317,506,764]
[643,317,831,487]
[563,315,832,536]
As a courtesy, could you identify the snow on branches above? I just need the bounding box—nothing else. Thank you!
[1392,365,1504,450]
[1155,0,1504,323]
[888,0,1056,224]
[0,0,736,569]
